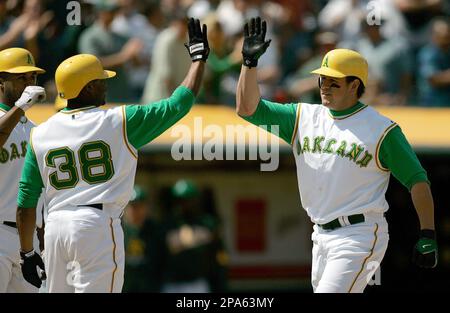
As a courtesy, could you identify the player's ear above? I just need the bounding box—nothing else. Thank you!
[350,79,359,93]
[0,75,5,92]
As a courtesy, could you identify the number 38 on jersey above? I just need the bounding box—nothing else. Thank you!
[45,140,115,190]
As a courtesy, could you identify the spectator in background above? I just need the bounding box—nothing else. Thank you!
[285,31,338,104]
[394,0,448,50]
[319,0,408,45]
[141,10,190,103]
[111,0,164,101]
[198,13,242,104]
[417,17,450,107]
[122,185,161,292]
[78,0,143,103]
[187,0,221,20]
[344,20,413,106]
[0,0,53,61]
[217,0,280,103]
[156,180,228,293]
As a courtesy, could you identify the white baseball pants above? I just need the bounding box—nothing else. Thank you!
[44,207,124,293]
[0,223,39,293]
[311,212,389,293]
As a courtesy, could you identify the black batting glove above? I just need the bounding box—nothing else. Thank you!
[412,229,438,269]
[20,249,46,288]
[242,17,272,68]
[185,18,209,62]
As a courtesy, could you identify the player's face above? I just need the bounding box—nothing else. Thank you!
[1,72,37,105]
[318,76,356,110]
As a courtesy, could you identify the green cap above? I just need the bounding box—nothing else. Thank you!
[130,185,148,202]
[172,180,199,199]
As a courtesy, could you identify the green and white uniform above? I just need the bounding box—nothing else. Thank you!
[242,99,428,293]
[0,103,40,293]
[17,86,195,293]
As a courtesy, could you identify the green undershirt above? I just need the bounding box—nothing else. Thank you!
[241,99,429,190]
[17,86,195,208]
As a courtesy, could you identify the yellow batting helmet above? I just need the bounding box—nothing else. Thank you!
[54,95,66,111]
[0,48,45,74]
[55,54,116,100]
[311,49,368,87]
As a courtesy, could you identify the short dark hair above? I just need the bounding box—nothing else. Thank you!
[346,76,365,98]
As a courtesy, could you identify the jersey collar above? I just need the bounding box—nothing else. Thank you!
[0,102,11,112]
[328,101,367,120]
[60,106,97,114]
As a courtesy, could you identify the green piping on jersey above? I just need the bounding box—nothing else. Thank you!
[290,103,301,145]
[328,102,368,120]
[0,102,11,112]
[121,105,138,159]
[375,123,398,171]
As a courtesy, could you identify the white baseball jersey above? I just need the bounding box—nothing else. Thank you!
[0,109,34,222]
[31,106,137,218]
[292,103,397,224]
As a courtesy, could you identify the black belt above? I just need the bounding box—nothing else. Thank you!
[318,214,365,230]
[3,221,17,228]
[78,203,103,210]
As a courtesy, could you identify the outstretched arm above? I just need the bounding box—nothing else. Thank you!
[236,17,271,116]
[181,18,209,96]
[0,86,46,148]
[181,61,205,96]
[411,181,438,269]
[17,207,37,253]
[411,181,435,231]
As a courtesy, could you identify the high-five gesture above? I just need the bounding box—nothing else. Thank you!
[242,17,271,68]
[185,18,209,62]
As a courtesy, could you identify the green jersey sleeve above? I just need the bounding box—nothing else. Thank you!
[17,143,44,208]
[240,99,299,145]
[379,125,429,190]
[125,86,195,149]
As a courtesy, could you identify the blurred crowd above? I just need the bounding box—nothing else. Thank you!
[121,181,228,293]
[0,0,449,106]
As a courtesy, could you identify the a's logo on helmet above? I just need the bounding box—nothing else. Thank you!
[26,54,33,65]
[323,56,329,68]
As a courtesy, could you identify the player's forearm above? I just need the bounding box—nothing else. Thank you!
[411,181,435,230]
[236,66,261,116]
[181,61,205,96]
[16,207,37,252]
[0,106,25,148]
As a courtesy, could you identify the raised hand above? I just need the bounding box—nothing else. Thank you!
[185,18,209,62]
[242,17,271,68]
[15,86,46,112]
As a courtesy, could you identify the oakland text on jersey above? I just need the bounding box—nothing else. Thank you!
[294,135,373,168]
[0,140,28,164]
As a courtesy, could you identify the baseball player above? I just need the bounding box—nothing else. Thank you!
[236,17,437,293]
[15,17,209,293]
[0,47,46,292]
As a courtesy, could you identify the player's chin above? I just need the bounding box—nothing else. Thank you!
[321,96,332,107]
